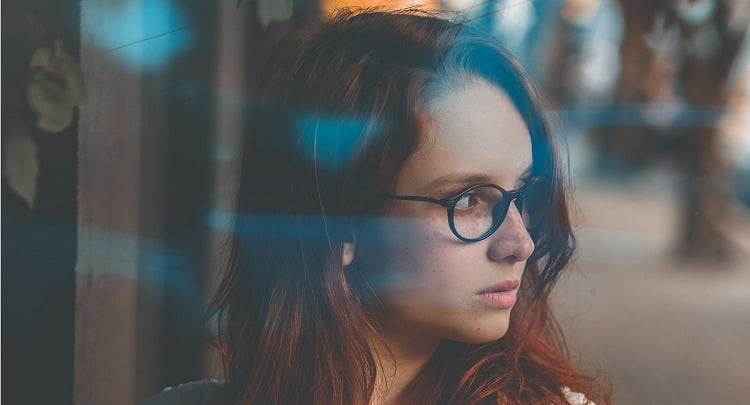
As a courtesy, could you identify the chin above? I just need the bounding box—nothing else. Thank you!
[450,322,510,344]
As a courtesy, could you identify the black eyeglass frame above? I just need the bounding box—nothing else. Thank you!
[386,177,546,243]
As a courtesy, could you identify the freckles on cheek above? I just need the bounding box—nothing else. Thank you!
[395,217,442,250]
[373,212,459,290]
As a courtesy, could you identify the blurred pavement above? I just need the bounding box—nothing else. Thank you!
[554,173,750,405]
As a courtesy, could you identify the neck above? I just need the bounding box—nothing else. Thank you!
[368,327,442,405]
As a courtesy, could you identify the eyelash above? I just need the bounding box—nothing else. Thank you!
[442,186,472,200]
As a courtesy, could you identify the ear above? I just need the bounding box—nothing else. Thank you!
[342,241,356,267]
[342,234,357,267]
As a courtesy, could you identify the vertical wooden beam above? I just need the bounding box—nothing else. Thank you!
[75,51,143,405]
[75,1,165,404]
[200,0,252,379]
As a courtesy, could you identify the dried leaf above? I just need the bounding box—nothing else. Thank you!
[3,128,39,209]
[27,39,86,133]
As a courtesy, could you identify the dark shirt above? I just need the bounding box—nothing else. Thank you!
[146,379,225,405]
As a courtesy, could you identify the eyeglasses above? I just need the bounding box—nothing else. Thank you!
[386,177,549,242]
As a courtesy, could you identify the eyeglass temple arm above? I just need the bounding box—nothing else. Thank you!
[386,195,452,207]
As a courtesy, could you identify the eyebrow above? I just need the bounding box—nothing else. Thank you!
[422,165,533,193]
[423,173,492,192]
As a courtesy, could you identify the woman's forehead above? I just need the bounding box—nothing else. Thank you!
[396,79,532,194]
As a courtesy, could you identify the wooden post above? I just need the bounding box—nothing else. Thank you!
[75,1,166,403]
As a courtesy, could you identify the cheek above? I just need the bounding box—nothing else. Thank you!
[357,215,518,343]
[359,215,474,304]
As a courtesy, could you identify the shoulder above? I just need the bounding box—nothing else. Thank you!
[563,386,596,405]
[146,379,226,405]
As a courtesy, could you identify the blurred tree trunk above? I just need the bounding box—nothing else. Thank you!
[595,0,748,262]
[594,0,659,167]
[675,1,747,261]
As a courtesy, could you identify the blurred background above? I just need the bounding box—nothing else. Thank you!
[2,0,748,404]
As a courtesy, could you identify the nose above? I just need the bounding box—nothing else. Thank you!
[487,203,535,263]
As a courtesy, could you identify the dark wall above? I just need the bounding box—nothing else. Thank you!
[2,1,80,404]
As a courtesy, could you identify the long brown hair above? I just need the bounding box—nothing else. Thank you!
[207,9,609,405]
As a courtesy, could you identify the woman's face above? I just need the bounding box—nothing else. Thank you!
[356,78,535,345]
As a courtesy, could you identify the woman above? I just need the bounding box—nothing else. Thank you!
[149,9,608,405]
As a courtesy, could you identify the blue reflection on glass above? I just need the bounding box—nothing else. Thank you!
[76,226,204,310]
[553,103,729,128]
[85,0,191,71]
[206,211,423,244]
[294,114,383,170]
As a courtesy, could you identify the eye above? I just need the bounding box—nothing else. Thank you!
[455,192,481,210]
[454,186,499,211]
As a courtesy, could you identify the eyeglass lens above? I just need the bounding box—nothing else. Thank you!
[451,182,546,240]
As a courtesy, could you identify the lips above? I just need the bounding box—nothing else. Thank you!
[476,280,520,308]
[477,280,520,295]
